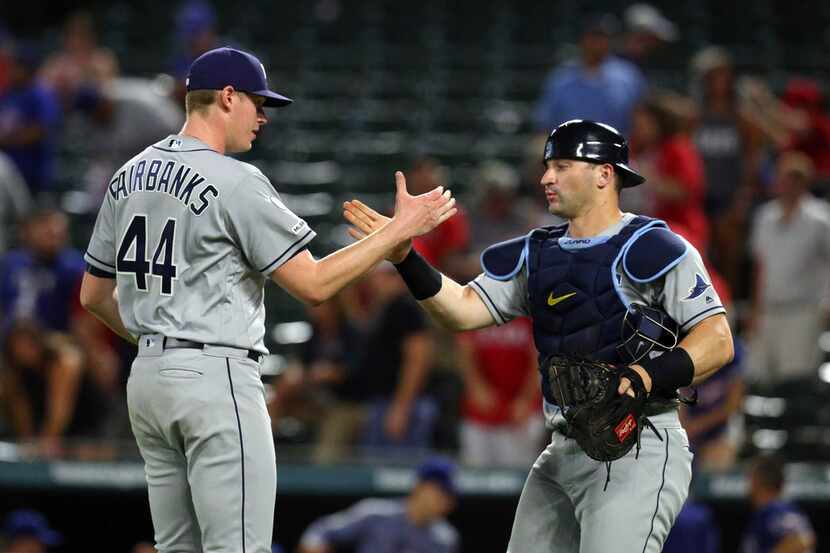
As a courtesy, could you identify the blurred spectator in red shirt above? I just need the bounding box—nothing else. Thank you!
[409,157,470,277]
[456,317,543,468]
[630,92,709,249]
[0,30,11,96]
[780,78,830,182]
[689,46,798,295]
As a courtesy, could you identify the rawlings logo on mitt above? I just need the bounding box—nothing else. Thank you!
[544,354,650,462]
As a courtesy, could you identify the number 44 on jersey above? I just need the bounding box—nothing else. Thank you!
[117,215,178,295]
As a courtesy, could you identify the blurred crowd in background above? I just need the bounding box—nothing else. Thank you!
[0,0,829,549]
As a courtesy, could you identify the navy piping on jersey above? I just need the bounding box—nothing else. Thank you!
[641,429,670,553]
[680,305,725,331]
[469,280,507,324]
[151,146,218,154]
[86,251,116,269]
[258,229,314,273]
[226,360,247,553]
[86,263,116,278]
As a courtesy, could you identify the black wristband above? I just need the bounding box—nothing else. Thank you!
[394,249,443,300]
[638,347,695,396]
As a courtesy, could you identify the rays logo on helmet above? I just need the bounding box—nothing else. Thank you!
[683,273,711,301]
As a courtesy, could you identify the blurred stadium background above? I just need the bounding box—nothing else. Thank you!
[2,0,830,551]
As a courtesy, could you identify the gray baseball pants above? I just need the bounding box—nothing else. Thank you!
[506,409,693,553]
[127,336,276,553]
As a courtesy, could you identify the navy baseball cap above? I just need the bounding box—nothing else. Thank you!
[3,509,63,546]
[185,47,293,108]
[417,458,458,497]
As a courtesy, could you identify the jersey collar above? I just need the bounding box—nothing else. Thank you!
[152,134,218,153]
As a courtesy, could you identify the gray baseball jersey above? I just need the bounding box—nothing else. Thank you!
[84,134,315,353]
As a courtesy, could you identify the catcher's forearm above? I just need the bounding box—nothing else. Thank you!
[679,314,734,385]
[419,276,496,332]
[391,250,496,331]
[635,314,733,395]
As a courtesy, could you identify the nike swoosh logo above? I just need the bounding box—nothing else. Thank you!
[547,291,576,307]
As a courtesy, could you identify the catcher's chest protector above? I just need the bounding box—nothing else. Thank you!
[525,217,653,403]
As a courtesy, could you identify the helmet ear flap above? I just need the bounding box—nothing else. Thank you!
[618,303,679,364]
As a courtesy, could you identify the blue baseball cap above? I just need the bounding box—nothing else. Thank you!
[3,509,63,546]
[417,458,458,497]
[185,47,293,108]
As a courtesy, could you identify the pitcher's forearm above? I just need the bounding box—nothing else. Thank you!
[312,222,407,301]
[87,298,137,344]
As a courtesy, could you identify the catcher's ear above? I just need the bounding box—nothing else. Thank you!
[595,163,615,190]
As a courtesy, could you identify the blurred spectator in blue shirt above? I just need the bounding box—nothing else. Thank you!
[298,458,459,553]
[170,0,220,104]
[0,43,61,195]
[741,454,815,553]
[1,509,62,553]
[663,500,720,553]
[533,14,646,136]
[0,208,84,332]
[680,339,745,471]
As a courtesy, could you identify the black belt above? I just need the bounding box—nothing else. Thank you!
[162,337,263,363]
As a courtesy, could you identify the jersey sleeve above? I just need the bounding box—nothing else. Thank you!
[468,270,530,325]
[225,172,316,275]
[84,192,117,276]
[661,242,726,331]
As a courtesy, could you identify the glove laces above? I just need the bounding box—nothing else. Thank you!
[602,415,662,492]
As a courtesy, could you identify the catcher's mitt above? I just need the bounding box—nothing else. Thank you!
[544,354,652,463]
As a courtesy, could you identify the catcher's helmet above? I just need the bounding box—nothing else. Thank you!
[543,119,646,188]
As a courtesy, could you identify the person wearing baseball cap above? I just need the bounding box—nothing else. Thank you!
[186,46,292,108]
[80,37,457,553]
[1,509,62,553]
[181,45,292,154]
[298,458,460,553]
